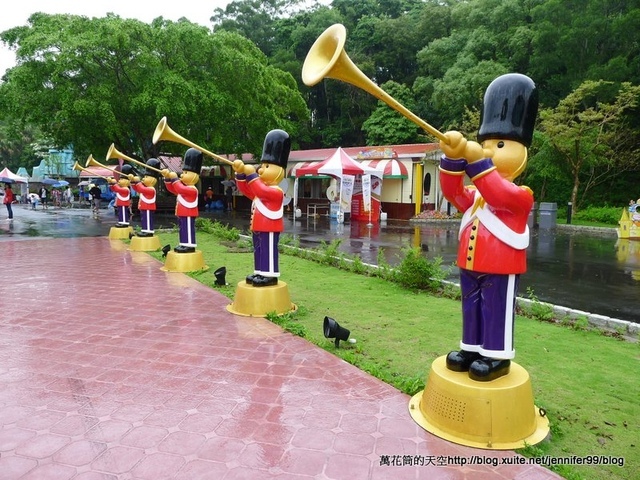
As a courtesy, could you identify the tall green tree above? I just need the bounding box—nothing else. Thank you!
[530,0,640,104]
[534,80,640,213]
[0,13,309,162]
[361,81,424,145]
[0,121,42,170]
[211,0,306,56]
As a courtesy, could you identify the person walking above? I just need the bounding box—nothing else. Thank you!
[64,186,73,208]
[52,188,61,208]
[39,186,49,209]
[3,183,14,219]
[225,184,234,211]
[89,184,102,214]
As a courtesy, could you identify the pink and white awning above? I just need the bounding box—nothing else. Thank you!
[359,159,408,179]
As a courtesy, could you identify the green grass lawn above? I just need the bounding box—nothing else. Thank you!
[149,225,638,480]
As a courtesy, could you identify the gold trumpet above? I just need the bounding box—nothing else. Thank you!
[72,161,111,182]
[153,117,234,166]
[85,155,132,179]
[302,23,449,144]
[106,143,164,174]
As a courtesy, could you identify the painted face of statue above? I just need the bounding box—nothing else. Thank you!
[143,175,157,188]
[180,171,199,186]
[258,162,284,187]
[482,139,527,182]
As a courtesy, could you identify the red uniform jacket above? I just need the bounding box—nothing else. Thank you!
[131,183,156,211]
[110,184,131,207]
[236,172,284,233]
[165,179,199,217]
[440,157,533,275]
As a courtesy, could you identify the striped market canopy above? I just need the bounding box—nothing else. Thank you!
[359,159,408,179]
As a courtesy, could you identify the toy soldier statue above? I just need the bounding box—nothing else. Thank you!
[439,74,539,381]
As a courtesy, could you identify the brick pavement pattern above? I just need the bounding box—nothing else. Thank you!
[0,237,561,479]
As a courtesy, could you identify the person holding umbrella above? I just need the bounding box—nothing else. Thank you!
[3,183,15,219]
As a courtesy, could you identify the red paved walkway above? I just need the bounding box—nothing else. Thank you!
[0,237,562,479]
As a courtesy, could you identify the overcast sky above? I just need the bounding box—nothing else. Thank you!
[0,0,328,76]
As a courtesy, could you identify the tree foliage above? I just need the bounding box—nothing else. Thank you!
[534,81,640,212]
[0,13,308,164]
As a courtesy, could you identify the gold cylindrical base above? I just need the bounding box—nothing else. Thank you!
[227,281,297,317]
[161,250,209,273]
[409,356,549,450]
[129,235,161,252]
[108,225,133,240]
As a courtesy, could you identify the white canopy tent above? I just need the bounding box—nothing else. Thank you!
[0,167,29,199]
[293,148,383,219]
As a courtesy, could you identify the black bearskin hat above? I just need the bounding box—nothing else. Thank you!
[145,158,161,177]
[183,148,203,174]
[477,73,538,147]
[261,129,290,169]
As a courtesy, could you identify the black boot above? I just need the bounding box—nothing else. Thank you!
[469,357,511,382]
[251,275,278,287]
[174,245,195,254]
[446,350,481,372]
[245,274,256,285]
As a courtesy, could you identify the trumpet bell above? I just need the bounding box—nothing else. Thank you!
[106,143,127,162]
[302,24,347,87]
[152,116,233,166]
[106,143,162,174]
[302,23,447,143]
[86,155,101,169]
[72,160,111,182]
[153,117,170,145]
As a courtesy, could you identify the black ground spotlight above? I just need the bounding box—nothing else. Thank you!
[161,244,171,257]
[323,316,352,348]
[214,266,228,286]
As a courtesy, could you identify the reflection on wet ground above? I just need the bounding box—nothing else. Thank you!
[2,205,638,323]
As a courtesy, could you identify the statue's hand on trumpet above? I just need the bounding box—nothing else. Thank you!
[232,160,255,176]
[232,160,244,173]
[440,131,467,160]
[440,131,491,163]
[160,168,178,180]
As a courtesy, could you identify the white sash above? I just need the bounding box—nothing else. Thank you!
[177,194,198,209]
[140,192,156,205]
[459,191,529,250]
[254,197,283,220]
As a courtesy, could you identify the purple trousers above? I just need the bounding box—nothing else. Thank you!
[459,269,519,359]
[117,205,130,225]
[178,216,196,247]
[140,210,154,234]
[253,232,280,278]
